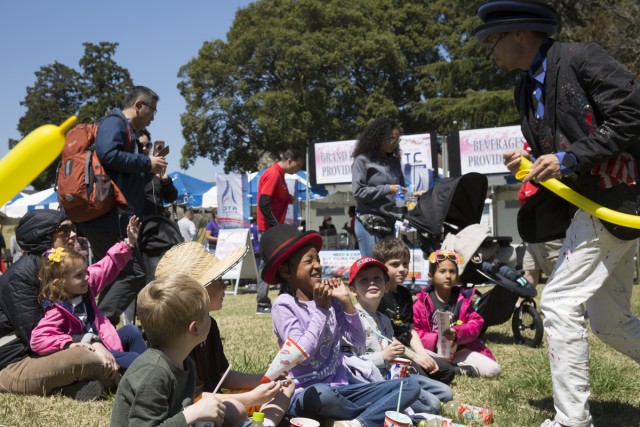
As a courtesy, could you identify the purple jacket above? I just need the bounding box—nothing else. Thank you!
[30,242,132,355]
[413,284,495,361]
[271,293,365,395]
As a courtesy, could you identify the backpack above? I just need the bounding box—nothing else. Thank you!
[56,116,132,222]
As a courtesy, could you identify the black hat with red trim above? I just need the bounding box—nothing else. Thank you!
[475,0,558,43]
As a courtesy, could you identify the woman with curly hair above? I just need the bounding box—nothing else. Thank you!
[351,117,405,256]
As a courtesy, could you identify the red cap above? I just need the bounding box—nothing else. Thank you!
[349,257,389,285]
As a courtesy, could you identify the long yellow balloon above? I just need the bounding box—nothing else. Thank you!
[0,116,77,207]
[516,156,640,229]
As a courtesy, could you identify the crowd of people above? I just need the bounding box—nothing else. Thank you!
[1,1,640,426]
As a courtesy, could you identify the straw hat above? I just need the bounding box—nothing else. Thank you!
[155,242,248,287]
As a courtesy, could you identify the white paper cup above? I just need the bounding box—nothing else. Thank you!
[289,417,320,427]
[387,357,412,380]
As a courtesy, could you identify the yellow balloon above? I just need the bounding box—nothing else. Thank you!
[517,156,640,229]
[0,116,77,207]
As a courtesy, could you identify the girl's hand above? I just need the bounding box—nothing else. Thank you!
[326,277,349,302]
[443,327,457,342]
[91,342,119,380]
[185,393,225,425]
[389,185,405,194]
[126,216,141,247]
[381,339,405,362]
[411,190,426,197]
[313,281,332,309]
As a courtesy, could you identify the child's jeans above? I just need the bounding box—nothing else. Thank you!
[288,377,420,427]
[409,374,453,414]
[109,324,147,370]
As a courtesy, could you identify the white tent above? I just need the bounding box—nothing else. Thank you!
[201,186,218,209]
[2,188,57,218]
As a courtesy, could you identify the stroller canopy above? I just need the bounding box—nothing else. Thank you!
[406,173,488,244]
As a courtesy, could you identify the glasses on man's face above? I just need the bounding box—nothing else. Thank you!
[56,223,76,236]
[485,32,507,57]
[142,142,153,150]
[141,101,157,118]
[428,249,464,265]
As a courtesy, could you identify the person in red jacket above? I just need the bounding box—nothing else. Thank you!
[413,250,500,378]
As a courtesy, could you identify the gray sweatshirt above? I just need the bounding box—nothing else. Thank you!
[351,153,405,215]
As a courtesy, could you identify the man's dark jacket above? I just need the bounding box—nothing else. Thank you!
[0,210,67,369]
[516,40,640,242]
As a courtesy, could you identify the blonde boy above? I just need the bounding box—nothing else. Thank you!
[110,274,226,426]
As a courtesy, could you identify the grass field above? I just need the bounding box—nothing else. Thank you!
[0,285,639,427]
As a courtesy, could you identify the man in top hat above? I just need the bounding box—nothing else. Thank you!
[476,1,640,426]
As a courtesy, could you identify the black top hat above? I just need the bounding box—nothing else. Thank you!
[260,224,323,285]
[475,0,558,42]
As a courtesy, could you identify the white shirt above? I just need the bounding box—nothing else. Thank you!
[178,217,196,242]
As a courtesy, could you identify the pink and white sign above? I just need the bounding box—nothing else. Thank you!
[459,126,526,175]
[313,139,357,185]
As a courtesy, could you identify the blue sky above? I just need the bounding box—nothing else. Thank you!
[0,0,255,184]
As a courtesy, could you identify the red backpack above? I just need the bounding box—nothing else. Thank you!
[56,116,132,222]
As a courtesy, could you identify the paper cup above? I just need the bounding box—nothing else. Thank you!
[384,411,412,427]
[387,357,412,380]
[289,417,320,427]
[260,336,309,383]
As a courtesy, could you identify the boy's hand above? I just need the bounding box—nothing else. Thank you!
[381,338,405,362]
[184,393,225,425]
[413,352,439,375]
[247,381,281,406]
[313,282,332,309]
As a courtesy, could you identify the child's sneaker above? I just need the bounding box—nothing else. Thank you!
[454,365,479,377]
[53,379,106,401]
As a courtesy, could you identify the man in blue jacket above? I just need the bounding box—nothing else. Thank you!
[78,86,167,326]
[476,2,640,426]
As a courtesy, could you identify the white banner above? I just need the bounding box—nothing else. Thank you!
[216,174,250,228]
[312,133,433,187]
[459,125,526,175]
[318,249,428,282]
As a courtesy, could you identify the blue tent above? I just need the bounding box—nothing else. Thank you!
[248,170,328,205]
[168,172,214,208]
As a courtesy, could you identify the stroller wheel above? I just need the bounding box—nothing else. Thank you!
[512,301,544,347]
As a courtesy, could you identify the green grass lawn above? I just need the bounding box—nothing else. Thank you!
[0,285,639,427]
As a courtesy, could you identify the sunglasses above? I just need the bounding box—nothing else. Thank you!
[142,142,153,150]
[56,223,76,236]
[388,136,400,145]
[428,249,464,265]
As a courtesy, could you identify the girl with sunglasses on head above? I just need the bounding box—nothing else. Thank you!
[413,249,501,378]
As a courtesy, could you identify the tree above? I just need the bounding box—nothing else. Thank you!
[179,0,638,172]
[9,42,133,189]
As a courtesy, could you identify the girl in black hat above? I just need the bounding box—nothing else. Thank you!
[260,224,421,427]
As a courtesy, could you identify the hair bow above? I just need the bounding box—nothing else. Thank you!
[45,247,67,263]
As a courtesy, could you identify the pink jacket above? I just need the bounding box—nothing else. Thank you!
[30,242,132,355]
[413,284,496,361]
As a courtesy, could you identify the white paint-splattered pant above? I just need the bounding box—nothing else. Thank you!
[541,210,640,427]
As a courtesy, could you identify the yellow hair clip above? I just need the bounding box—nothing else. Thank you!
[46,247,67,263]
[428,249,464,265]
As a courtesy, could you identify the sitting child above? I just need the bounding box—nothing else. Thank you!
[343,256,453,416]
[111,273,226,426]
[261,224,421,427]
[154,242,294,427]
[30,216,146,377]
[413,250,501,377]
[373,238,456,384]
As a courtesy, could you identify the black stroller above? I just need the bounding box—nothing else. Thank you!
[399,172,544,347]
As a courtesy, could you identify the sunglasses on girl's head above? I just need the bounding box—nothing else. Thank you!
[56,223,76,236]
[388,136,400,145]
[428,249,464,264]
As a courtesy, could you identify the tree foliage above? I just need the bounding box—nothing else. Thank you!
[180,0,640,173]
[10,42,132,190]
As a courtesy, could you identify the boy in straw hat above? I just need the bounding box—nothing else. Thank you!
[155,242,294,427]
[476,1,640,426]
